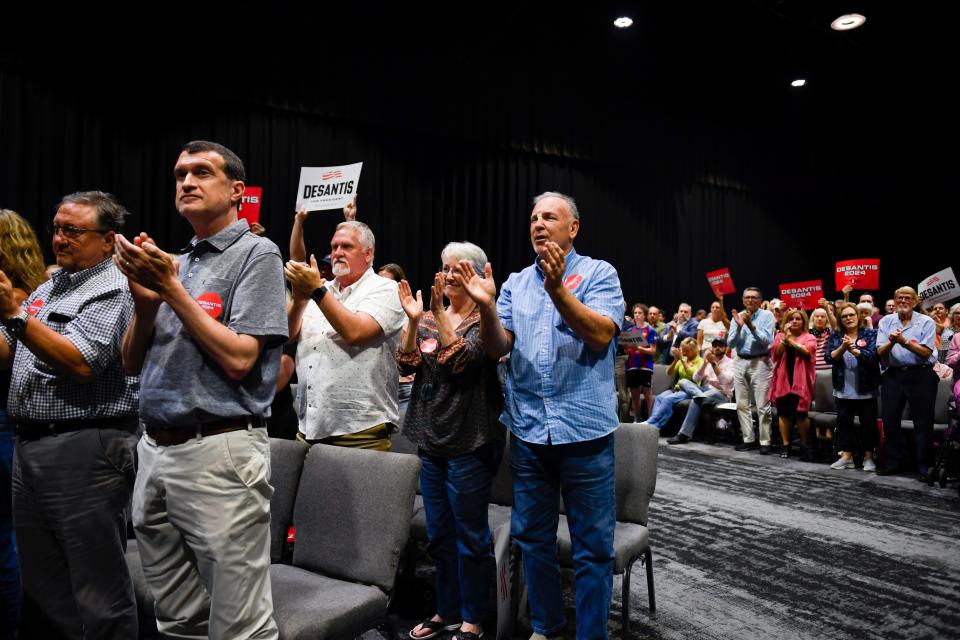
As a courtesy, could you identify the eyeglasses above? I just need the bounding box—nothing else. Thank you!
[840,313,858,319]
[48,223,108,240]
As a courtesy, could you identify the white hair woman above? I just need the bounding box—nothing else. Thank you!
[397,241,504,640]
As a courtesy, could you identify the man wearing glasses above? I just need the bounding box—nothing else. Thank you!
[727,286,776,453]
[876,287,938,477]
[0,192,139,637]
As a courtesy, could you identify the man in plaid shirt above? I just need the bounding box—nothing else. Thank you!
[0,191,139,638]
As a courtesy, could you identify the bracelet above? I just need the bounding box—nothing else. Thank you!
[310,287,327,304]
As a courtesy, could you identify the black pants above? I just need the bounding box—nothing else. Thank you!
[835,396,878,454]
[880,366,938,472]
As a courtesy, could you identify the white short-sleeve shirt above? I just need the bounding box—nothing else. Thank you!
[697,317,727,355]
[295,268,406,439]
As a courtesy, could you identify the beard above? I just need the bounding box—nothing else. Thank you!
[332,261,351,278]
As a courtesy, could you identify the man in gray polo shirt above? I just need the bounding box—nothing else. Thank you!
[116,141,287,639]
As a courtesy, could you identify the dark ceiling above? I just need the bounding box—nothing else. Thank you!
[5,0,955,159]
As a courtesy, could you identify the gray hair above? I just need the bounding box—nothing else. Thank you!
[57,191,129,232]
[950,303,960,316]
[533,191,580,220]
[336,220,376,252]
[441,241,487,276]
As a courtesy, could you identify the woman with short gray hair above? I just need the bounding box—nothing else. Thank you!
[397,241,504,640]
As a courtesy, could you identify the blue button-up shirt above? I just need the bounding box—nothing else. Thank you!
[726,308,775,357]
[876,312,937,369]
[497,248,625,445]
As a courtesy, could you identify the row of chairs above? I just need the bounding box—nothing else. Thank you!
[125,422,660,639]
[393,422,659,636]
[617,361,955,442]
[126,441,422,639]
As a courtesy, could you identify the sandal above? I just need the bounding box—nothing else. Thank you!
[454,632,485,640]
[410,619,462,640]
[779,446,790,459]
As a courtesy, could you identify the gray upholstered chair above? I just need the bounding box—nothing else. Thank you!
[125,436,312,633]
[270,444,421,640]
[269,438,310,563]
[650,363,674,395]
[554,422,659,634]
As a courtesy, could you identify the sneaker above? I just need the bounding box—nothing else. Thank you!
[862,458,876,472]
[830,457,854,470]
[667,433,690,445]
[735,440,759,451]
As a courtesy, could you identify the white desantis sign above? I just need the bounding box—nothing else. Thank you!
[295,162,363,211]
[918,267,959,309]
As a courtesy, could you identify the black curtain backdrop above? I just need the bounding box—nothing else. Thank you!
[1,22,956,318]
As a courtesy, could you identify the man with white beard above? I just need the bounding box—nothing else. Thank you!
[284,221,405,450]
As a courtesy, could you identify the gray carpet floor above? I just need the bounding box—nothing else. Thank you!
[389,440,960,640]
[607,440,960,640]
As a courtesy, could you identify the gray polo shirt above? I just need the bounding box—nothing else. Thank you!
[138,219,288,427]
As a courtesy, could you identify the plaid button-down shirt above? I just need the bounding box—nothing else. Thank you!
[1,258,138,421]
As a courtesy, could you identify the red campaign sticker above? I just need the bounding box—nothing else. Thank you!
[26,299,44,317]
[196,292,223,319]
[910,339,919,344]
[857,339,867,347]
[719,331,726,338]
[564,274,583,289]
[420,338,438,354]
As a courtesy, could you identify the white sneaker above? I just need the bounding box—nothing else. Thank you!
[862,458,877,472]
[830,456,854,470]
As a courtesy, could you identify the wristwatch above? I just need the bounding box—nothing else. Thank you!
[2,308,30,335]
[310,287,327,304]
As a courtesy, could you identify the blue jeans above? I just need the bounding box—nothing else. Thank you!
[511,434,615,640]
[0,410,18,638]
[677,380,728,437]
[420,443,501,624]
[646,388,692,428]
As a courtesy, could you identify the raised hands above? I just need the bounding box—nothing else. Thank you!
[731,308,745,327]
[539,241,567,293]
[343,195,358,221]
[398,279,423,323]
[114,233,179,307]
[284,255,325,301]
[0,270,19,317]
[452,260,496,308]
[429,272,446,316]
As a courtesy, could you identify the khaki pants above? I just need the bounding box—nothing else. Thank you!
[733,356,774,446]
[297,422,392,451]
[133,427,278,640]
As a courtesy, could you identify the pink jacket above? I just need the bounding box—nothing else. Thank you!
[769,332,818,412]
[947,332,960,403]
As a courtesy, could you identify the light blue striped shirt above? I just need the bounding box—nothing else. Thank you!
[726,308,775,357]
[497,248,625,445]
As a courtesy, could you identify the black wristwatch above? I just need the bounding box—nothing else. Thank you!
[2,308,30,335]
[310,287,327,304]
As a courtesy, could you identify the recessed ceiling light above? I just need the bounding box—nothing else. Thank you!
[831,14,866,31]
[791,79,807,87]
[614,17,633,28]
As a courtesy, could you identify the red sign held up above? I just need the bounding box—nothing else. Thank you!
[706,268,736,295]
[835,258,880,291]
[239,186,263,224]
[779,280,823,311]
